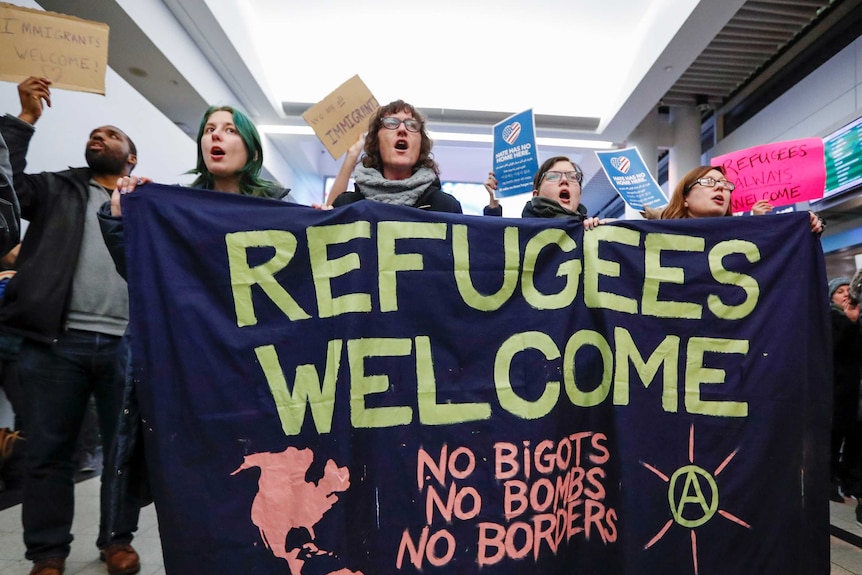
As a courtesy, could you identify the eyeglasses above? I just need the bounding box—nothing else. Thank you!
[542,170,583,184]
[690,177,736,192]
[380,117,421,133]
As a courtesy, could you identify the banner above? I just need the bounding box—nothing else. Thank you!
[0,2,109,95]
[125,185,830,575]
[595,147,668,211]
[711,138,826,213]
[493,109,539,197]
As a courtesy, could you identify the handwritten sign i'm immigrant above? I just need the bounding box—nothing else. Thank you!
[303,74,379,160]
[0,2,109,95]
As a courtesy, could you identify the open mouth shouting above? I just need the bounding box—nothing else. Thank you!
[378,113,421,179]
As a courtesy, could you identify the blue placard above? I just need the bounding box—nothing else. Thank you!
[493,109,539,197]
[596,147,668,210]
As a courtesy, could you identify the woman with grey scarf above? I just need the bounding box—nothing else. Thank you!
[483,156,602,229]
[331,100,462,213]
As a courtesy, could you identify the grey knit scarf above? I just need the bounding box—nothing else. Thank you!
[353,165,436,207]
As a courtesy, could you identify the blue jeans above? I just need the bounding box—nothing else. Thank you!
[19,329,139,561]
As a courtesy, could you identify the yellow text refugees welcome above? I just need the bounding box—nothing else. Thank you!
[224,223,760,435]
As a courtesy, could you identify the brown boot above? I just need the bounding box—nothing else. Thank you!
[29,557,65,575]
[99,543,141,575]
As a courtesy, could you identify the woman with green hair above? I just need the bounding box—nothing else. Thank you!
[189,105,290,199]
[94,104,292,548]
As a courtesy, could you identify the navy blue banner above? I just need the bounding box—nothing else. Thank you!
[125,184,830,575]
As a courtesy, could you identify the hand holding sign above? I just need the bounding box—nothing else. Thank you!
[321,132,367,207]
[17,76,52,125]
[750,200,773,215]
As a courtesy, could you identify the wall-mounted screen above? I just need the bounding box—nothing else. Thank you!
[822,114,862,200]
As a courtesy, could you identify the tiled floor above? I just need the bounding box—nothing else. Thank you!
[831,498,862,574]
[0,478,164,574]
[0,478,858,574]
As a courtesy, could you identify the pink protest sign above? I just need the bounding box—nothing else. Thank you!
[711,138,825,213]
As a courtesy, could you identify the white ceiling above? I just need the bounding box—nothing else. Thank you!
[237,0,694,124]
[36,0,825,209]
[154,1,742,164]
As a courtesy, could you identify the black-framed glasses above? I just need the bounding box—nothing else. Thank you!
[691,177,736,192]
[542,170,583,184]
[380,117,421,133]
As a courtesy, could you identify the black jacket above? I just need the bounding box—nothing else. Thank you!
[0,131,20,257]
[333,180,462,213]
[831,305,862,429]
[0,114,93,342]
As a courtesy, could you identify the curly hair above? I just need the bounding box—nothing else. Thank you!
[361,100,438,176]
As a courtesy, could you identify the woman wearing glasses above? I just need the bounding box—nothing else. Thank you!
[330,100,462,213]
[660,165,736,219]
[483,156,602,228]
[659,165,823,232]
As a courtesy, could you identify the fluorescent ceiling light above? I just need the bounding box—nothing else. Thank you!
[428,131,490,143]
[257,125,315,135]
[259,125,615,150]
[239,1,697,129]
[430,131,614,149]
[537,137,615,150]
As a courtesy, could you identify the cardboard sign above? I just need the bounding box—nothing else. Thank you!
[595,147,668,211]
[711,137,826,213]
[492,109,539,197]
[0,2,109,95]
[302,75,379,160]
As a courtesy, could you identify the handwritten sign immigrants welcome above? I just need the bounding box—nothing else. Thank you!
[0,2,109,94]
[124,186,830,575]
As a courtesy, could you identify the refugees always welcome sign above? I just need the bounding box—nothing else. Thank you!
[125,186,830,575]
[711,137,826,212]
